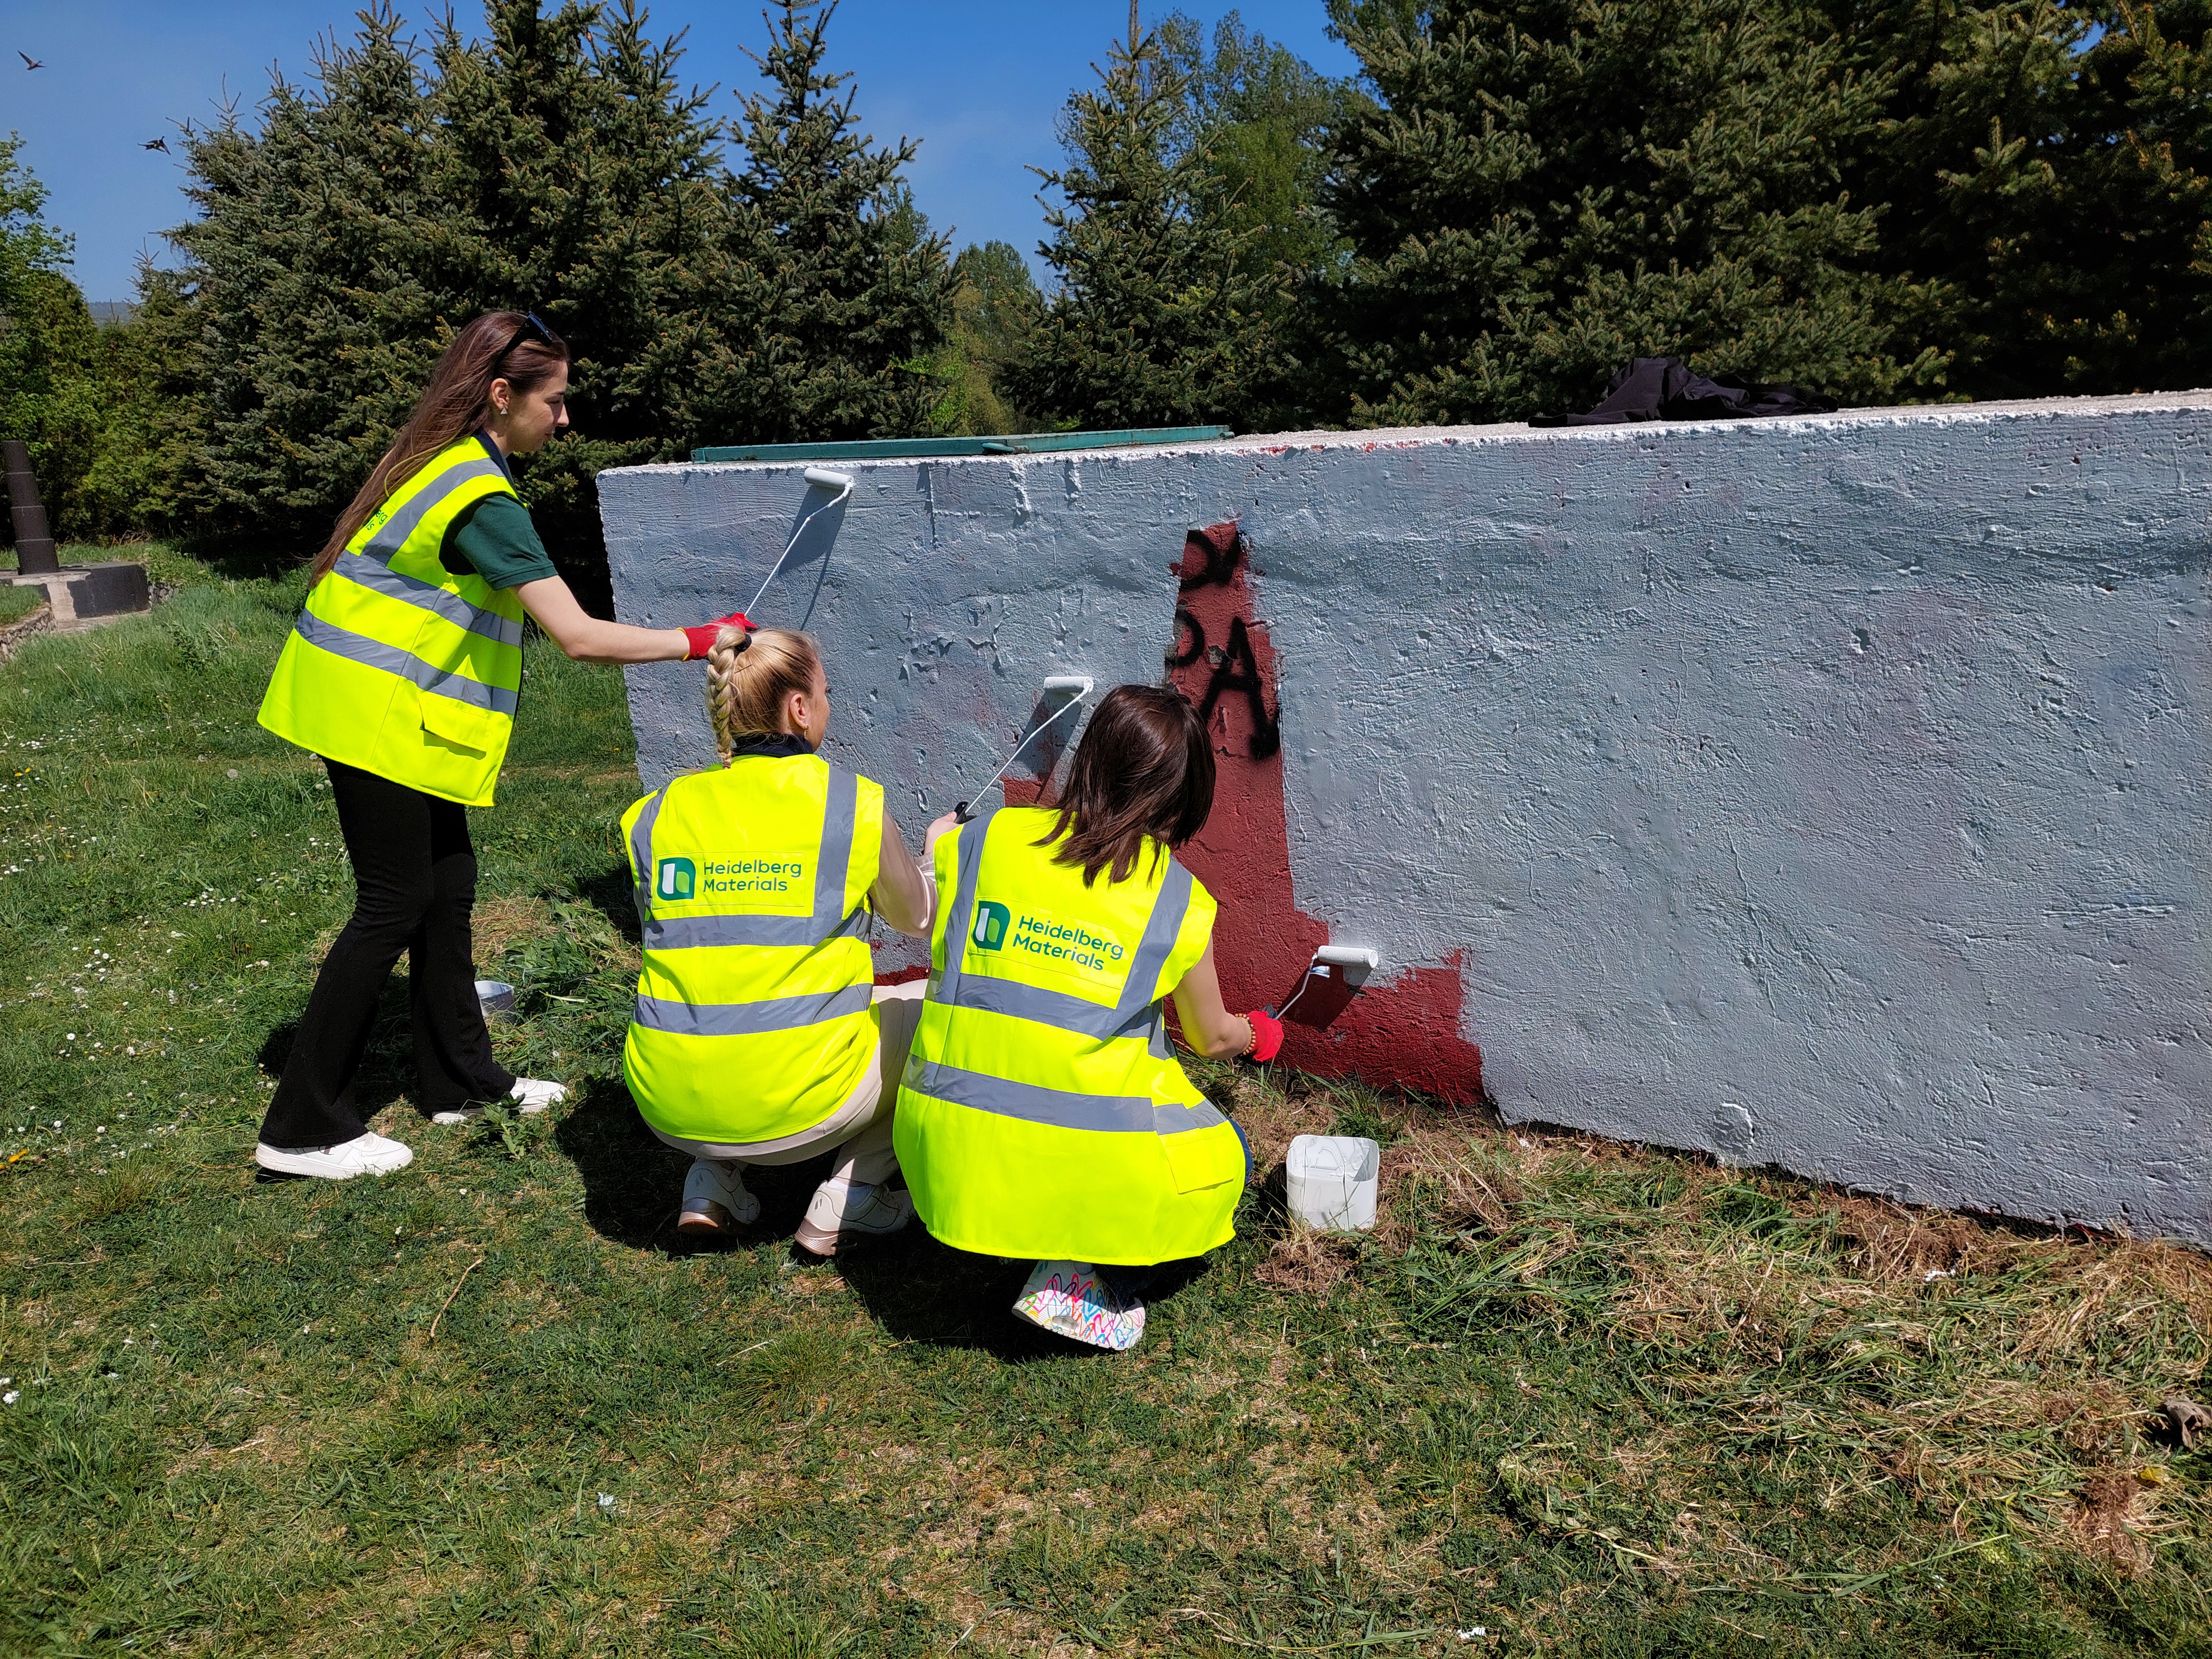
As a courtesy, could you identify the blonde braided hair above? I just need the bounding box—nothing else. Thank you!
[704,626,824,761]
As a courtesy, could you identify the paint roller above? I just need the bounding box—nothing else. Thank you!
[742,466,856,618]
[954,674,1095,823]
[1273,942,1382,1030]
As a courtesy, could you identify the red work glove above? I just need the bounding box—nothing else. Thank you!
[1244,1008,1284,1063]
[683,611,754,660]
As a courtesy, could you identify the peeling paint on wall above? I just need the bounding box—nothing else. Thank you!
[599,392,2212,1245]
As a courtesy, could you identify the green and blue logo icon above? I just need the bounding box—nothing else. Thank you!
[655,857,696,901]
[971,900,1011,951]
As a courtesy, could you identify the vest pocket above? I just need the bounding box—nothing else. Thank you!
[419,692,497,756]
[1161,1121,1241,1194]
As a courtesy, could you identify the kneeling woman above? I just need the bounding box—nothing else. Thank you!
[896,685,1282,1349]
[623,626,935,1255]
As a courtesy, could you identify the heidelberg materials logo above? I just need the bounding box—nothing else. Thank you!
[971,900,1011,950]
[655,857,696,901]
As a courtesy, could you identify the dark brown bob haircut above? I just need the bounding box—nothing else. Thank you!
[1038,684,1216,886]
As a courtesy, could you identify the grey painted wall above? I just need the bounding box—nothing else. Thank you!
[598,393,2212,1244]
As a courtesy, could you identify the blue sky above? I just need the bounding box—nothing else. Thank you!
[0,1,1359,302]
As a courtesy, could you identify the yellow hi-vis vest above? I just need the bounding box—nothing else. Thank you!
[894,805,1243,1266]
[621,753,885,1145]
[257,436,527,807]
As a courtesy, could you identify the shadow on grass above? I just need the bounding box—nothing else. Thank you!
[553,1074,692,1249]
[575,861,643,946]
[550,1053,1227,1362]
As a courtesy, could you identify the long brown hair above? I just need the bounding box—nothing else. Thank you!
[704,627,822,760]
[309,311,571,582]
[1038,685,1215,885]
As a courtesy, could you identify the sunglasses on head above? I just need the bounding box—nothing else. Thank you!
[491,309,557,372]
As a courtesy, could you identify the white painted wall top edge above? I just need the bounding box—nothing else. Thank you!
[610,394,2212,484]
[609,387,2212,482]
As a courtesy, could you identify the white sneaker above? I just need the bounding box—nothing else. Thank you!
[795,1180,915,1256]
[677,1159,760,1236]
[432,1077,567,1126]
[255,1131,414,1180]
[510,1077,565,1113]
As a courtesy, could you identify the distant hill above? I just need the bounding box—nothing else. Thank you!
[87,301,138,328]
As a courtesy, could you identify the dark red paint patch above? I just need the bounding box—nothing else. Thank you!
[1165,523,1484,1103]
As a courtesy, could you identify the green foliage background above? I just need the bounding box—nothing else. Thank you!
[6,0,2212,584]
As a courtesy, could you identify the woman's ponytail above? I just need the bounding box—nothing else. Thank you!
[704,628,823,760]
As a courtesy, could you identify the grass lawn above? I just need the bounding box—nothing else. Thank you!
[1,546,2208,1658]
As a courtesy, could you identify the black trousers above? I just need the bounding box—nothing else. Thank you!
[257,759,515,1150]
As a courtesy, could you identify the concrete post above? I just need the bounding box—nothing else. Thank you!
[3,442,63,579]
[2,441,62,577]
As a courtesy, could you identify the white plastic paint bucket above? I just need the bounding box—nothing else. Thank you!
[1285,1134,1380,1232]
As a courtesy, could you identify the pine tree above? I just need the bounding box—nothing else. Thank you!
[1315,0,1941,425]
[1833,0,2212,398]
[169,7,459,556]
[697,0,954,445]
[72,262,202,539]
[153,0,948,592]
[431,0,745,591]
[1002,6,1283,430]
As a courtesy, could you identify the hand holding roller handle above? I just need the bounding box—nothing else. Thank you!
[1242,1008,1284,1063]
[683,611,754,660]
[954,686,1092,822]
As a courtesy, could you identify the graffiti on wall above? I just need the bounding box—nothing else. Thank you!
[1164,522,1486,1103]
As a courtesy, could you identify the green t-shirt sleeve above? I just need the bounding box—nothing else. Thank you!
[442,492,558,590]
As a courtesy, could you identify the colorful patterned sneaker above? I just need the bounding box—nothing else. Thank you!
[677,1159,761,1236]
[1011,1260,1147,1351]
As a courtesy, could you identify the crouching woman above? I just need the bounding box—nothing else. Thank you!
[623,625,935,1255]
[895,685,1283,1349]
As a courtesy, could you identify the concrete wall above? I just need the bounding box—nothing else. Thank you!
[598,393,2212,1245]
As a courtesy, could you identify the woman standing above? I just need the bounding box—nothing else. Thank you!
[254,311,746,1180]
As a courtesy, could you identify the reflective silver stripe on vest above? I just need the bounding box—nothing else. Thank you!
[634,763,867,952]
[645,909,870,951]
[293,612,520,715]
[936,807,996,995]
[631,983,872,1037]
[811,766,861,932]
[944,976,1156,1041]
[628,788,665,933]
[331,552,526,648]
[360,456,510,563]
[1115,857,1194,1015]
[908,1060,1229,1136]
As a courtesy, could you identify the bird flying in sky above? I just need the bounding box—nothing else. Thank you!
[19,50,44,69]
[143,137,169,152]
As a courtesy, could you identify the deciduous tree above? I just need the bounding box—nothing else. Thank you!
[0,136,105,538]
